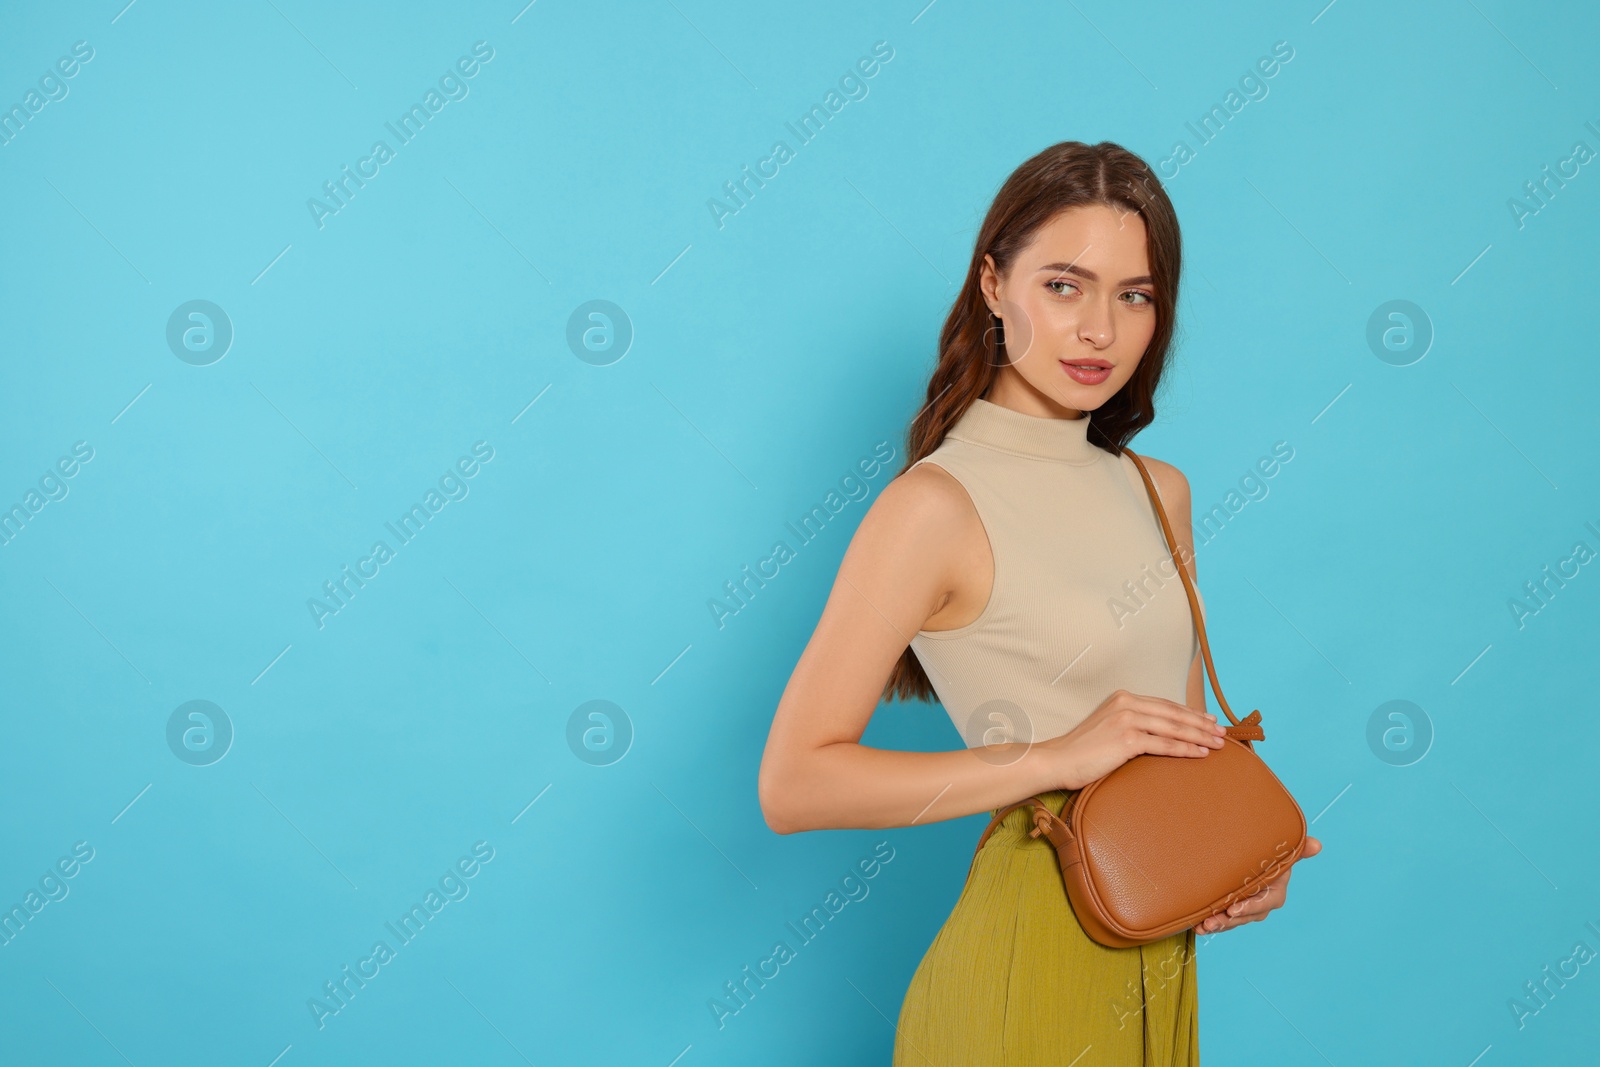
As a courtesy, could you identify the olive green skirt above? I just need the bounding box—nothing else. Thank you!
[894,791,1199,1065]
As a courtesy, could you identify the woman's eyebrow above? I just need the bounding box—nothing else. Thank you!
[1035,262,1152,286]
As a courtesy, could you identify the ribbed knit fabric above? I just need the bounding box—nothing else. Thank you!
[895,397,1203,1065]
[908,397,1200,747]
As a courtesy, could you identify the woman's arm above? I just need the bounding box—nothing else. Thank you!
[758,463,1072,834]
[757,458,1225,834]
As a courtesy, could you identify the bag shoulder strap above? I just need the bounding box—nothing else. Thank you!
[1122,450,1256,732]
[965,449,1267,874]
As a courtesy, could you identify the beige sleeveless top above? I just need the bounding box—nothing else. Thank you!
[908,398,1200,747]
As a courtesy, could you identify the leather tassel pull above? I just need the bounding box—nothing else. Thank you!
[1223,709,1265,742]
[1029,806,1054,840]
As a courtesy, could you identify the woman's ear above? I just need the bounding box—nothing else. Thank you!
[978,253,1002,317]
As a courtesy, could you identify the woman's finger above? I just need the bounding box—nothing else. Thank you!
[1132,711,1226,747]
[1126,694,1222,732]
[1228,887,1273,915]
[1199,832,1318,934]
[1229,884,1279,917]
[1228,900,1268,922]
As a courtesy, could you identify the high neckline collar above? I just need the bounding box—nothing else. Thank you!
[945,397,1102,465]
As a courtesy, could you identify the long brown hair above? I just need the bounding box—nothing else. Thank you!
[882,140,1183,704]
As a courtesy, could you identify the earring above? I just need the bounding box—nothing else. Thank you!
[983,312,1007,367]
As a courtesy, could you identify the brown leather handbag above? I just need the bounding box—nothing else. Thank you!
[967,450,1308,948]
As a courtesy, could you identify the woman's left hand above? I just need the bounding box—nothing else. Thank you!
[1196,836,1322,935]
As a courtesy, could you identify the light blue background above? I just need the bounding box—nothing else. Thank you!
[2,1,1597,1064]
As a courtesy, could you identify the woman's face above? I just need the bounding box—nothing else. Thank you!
[980,203,1158,418]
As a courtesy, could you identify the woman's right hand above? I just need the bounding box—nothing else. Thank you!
[1043,689,1228,791]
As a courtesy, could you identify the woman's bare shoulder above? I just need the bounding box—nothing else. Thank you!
[837,458,973,577]
[848,460,976,562]
[1126,451,1191,507]
[842,460,990,630]
[877,459,973,520]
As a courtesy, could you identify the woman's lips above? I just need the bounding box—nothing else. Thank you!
[1060,359,1112,385]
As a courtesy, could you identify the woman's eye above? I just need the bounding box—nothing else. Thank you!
[1123,290,1153,306]
[1047,279,1078,296]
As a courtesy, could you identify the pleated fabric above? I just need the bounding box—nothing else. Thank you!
[893,791,1199,1066]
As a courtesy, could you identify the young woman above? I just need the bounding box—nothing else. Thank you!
[758,140,1320,1064]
